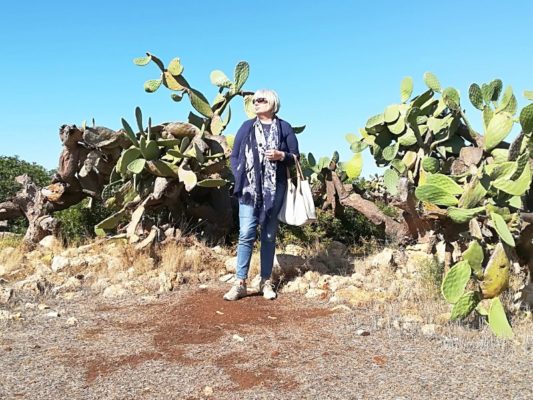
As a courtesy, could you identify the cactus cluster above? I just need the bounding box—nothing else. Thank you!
[361,73,533,337]
[134,52,251,134]
[94,54,256,240]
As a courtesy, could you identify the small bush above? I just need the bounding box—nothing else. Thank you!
[54,199,113,245]
[278,207,385,247]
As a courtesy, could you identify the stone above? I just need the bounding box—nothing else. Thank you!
[421,324,437,336]
[401,314,424,324]
[274,254,306,276]
[350,272,366,283]
[219,273,234,283]
[306,260,329,274]
[0,247,15,259]
[158,272,175,292]
[281,277,309,294]
[53,276,82,295]
[368,248,394,269]
[103,284,127,298]
[66,317,78,326]
[335,286,390,306]
[51,256,70,273]
[38,235,60,249]
[232,334,244,342]
[91,278,110,292]
[284,244,306,257]
[225,257,237,273]
[45,311,60,318]
[37,303,50,310]
[356,329,370,336]
[0,288,13,304]
[0,310,22,321]
[305,288,328,299]
[303,270,321,283]
[327,241,347,258]
[212,246,226,255]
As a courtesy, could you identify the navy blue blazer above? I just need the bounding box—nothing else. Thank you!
[230,118,300,196]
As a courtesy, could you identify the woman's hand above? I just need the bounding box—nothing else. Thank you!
[265,149,284,161]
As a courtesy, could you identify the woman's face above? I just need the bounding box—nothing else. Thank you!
[253,97,274,117]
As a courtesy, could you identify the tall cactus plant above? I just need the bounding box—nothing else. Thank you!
[95,54,254,242]
[361,73,533,337]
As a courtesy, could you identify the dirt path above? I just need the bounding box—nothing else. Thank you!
[1,284,531,399]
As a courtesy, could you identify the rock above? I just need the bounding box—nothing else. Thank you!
[38,235,60,249]
[0,288,13,304]
[303,271,321,284]
[0,247,15,259]
[45,311,60,318]
[421,324,437,336]
[284,244,306,256]
[212,246,226,255]
[103,284,127,298]
[401,314,424,324]
[306,260,329,274]
[53,276,82,295]
[225,257,237,273]
[356,329,370,336]
[232,334,244,342]
[66,317,78,326]
[273,254,306,277]
[435,240,446,266]
[281,277,309,294]
[305,288,328,299]
[37,303,50,310]
[335,286,390,306]
[51,256,70,272]
[368,248,394,269]
[327,241,347,258]
[0,310,22,321]
[329,276,351,292]
[219,273,234,283]
[91,278,110,293]
[203,386,214,397]
[158,272,175,292]
[13,275,53,295]
[350,272,366,284]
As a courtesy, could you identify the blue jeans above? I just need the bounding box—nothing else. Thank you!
[235,183,286,280]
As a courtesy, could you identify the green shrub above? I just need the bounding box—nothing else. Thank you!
[54,199,113,244]
[278,207,385,247]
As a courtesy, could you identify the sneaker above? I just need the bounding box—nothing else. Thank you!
[223,282,247,301]
[260,279,277,300]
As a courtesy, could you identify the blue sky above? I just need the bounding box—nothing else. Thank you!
[1,0,532,176]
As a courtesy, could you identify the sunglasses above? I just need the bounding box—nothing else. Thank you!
[253,97,268,105]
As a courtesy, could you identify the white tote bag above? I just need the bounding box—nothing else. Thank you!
[278,155,317,226]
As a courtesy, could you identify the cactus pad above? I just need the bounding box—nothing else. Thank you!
[441,260,471,304]
[488,297,513,338]
[450,291,481,321]
[423,72,441,92]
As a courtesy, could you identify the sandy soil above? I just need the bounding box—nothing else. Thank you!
[1,284,531,400]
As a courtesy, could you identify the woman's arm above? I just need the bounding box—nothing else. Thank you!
[280,123,299,166]
[229,121,250,174]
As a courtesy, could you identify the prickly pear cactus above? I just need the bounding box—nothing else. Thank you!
[96,54,257,242]
[361,73,533,337]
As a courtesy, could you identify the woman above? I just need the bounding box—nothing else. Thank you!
[224,89,299,301]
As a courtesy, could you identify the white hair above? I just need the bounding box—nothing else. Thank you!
[253,89,280,114]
